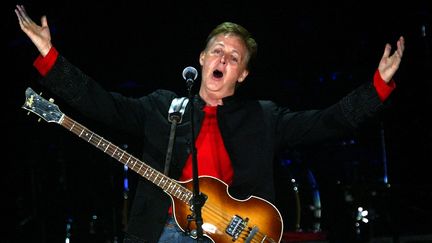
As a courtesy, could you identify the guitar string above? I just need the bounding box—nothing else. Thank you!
[61,117,277,243]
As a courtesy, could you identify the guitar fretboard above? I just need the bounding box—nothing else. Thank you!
[60,115,193,203]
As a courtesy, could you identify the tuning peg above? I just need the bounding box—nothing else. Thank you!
[49,98,55,103]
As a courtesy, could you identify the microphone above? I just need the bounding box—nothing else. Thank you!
[182,66,198,89]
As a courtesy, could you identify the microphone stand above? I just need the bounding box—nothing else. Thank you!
[186,79,205,241]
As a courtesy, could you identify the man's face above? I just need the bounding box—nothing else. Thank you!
[199,33,249,101]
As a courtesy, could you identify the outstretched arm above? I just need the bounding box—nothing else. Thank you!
[378,36,405,83]
[15,5,52,57]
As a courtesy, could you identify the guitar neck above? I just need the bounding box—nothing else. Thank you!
[59,115,193,204]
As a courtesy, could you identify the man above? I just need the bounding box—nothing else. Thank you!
[15,4,404,243]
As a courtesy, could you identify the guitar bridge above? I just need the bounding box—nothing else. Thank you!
[226,215,248,241]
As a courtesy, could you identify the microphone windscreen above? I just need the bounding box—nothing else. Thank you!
[182,66,198,81]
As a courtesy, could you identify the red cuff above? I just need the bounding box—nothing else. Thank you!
[373,69,396,102]
[33,46,59,77]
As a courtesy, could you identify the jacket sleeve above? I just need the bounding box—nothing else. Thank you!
[38,54,173,136]
[275,81,387,148]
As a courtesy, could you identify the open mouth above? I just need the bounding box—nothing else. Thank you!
[213,69,223,78]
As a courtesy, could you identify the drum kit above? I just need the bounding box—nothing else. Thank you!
[276,134,391,242]
[275,158,322,234]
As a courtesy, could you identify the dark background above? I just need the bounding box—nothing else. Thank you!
[4,0,432,242]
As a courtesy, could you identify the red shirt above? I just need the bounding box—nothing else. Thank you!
[180,105,233,184]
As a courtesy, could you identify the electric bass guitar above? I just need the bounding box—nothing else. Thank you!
[22,87,284,243]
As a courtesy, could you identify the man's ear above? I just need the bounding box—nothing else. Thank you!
[199,52,205,66]
[238,69,249,83]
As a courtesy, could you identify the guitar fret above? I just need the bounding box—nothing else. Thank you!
[69,123,75,131]
[171,184,177,194]
[132,160,139,170]
[162,180,170,190]
[87,132,94,142]
[175,188,181,197]
[104,142,111,152]
[168,182,175,192]
[119,152,125,161]
[148,170,154,180]
[112,147,118,157]
[158,178,165,187]
[164,182,171,192]
[130,159,136,169]
[133,159,138,168]
[130,159,136,170]
[79,128,84,137]
[137,163,144,174]
[181,191,188,201]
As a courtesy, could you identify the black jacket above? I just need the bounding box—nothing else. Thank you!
[39,55,386,242]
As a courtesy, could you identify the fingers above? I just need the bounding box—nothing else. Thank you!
[383,36,405,63]
[16,5,38,26]
[16,5,29,22]
[382,43,391,59]
[397,36,405,58]
[15,6,27,29]
[15,5,30,28]
[391,36,405,63]
[14,9,23,27]
[41,15,48,27]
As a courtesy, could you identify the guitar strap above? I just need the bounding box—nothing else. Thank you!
[164,97,189,175]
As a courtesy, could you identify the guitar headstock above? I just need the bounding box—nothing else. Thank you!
[22,87,63,123]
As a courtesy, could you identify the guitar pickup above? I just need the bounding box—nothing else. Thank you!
[226,215,248,241]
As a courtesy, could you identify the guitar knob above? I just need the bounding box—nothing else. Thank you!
[49,98,55,103]
[38,118,42,122]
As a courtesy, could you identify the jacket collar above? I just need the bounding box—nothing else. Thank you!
[195,93,239,108]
